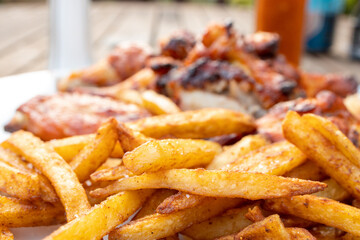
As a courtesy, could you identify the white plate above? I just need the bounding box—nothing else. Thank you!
[0,71,60,239]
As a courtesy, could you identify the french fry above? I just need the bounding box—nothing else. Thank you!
[264,195,360,236]
[4,130,90,221]
[91,169,326,199]
[141,90,181,115]
[123,139,221,174]
[44,190,154,240]
[281,216,315,228]
[342,233,360,240]
[0,147,57,203]
[117,122,151,152]
[156,192,206,214]
[234,214,290,240]
[282,111,360,199]
[47,135,124,162]
[284,161,327,181]
[245,205,265,222]
[0,161,42,200]
[313,178,350,201]
[95,158,122,171]
[115,89,144,106]
[0,226,13,240]
[133,189,177,220]
[0,196,65,227]
[181,204,255,240]
[286,228,316,240]
[207,134,269,170]
[127,108,255,139]
[157,141,306,214]
[90,165,133,182]
[70,118,118,182]
[108,197,243,240]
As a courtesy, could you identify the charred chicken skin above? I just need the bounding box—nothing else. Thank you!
[5,93,150,140]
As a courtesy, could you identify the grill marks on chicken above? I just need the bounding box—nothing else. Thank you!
[5,93,150,140]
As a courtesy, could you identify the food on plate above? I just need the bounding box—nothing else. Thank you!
[3,131,90,221]
[58,44,150,91]
[91,168,326,199]
[4,92,150,140]
[122,139,221,174]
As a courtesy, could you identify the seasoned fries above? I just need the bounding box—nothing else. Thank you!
[141,90,181,115]
[44,190,153,240]
[0,196,65,227]
[122,139,221,174]
[91,169,326,199]
[264,195,360,237]
[4,131,90,221]
[127,108,255,139]
[90,164,133,182]
[70,118,118,182]
[117,122,151,152]
[283,111,360,199]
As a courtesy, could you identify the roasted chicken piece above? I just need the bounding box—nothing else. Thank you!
[58,45,150,91]
[256,91,360,145]
[159,30,196,60]
[5,93,150,140]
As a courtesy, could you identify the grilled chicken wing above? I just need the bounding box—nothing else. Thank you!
[5,93,150,140]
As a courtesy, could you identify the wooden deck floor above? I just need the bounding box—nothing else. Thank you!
[0,1,359,78]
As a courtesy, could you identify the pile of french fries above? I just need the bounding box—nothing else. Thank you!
[2,92,360,239]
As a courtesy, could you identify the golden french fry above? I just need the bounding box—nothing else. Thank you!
[181,204,255,240]
[156,192,206,214]
[117,122,151,152]
[281,216,314,228]
[282,111,360,199]
[264,195,360,237]
[245,205,265,222]
[44,190,154,240]
[284,161,327,181]
[47,135,123,162]
[133,189,177,220]
[0,226,13,240]
[157,141,306,214]
[141,90,180,115]
[127,108,255,139]
[108,197,243,240]
[341,233,360,240]
[313,178,350,201]
[115,89,144,106]
[123,139,221,174]
[234,214,290,240]
[4,131,90,221]
[95,158,122,172]
[0,147,57,202]
[70,118,118,182]
[207,134,269,170]
[90,165,133,182]
[91,169,326,199]
[286,228,316,240]
[302,113,360,168]
[0,196,65,227]
[0,161,42,200]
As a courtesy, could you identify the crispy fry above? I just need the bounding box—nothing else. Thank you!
[0,226,13,240]
[127,108,255,139]
[282,111,360,199]
[156,192,206,214]
[90,165,133,182]
[313,178,350,201]
[286,227,316,240]
[141,90,181,115]
[245,205,265,222]
[281,216,315,228]
[95,158,122,171]
[117,122,151,152]
[70,118,118,182]
[0,196,64,227]
[108,197,243,240]
[284,161,327,181]
[182,204,254,240]
[44,190,154,240]
[133,189,177,220]
[264,195,360,236]
[123,139,221,174]
[47,135,123,162]
[157,141,306,214]
[207,134,269,170]
[4,131,90,221]
[91,169,326,199]
[234,214,290,240]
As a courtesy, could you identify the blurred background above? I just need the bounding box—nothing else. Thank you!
[0,0,359,77]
